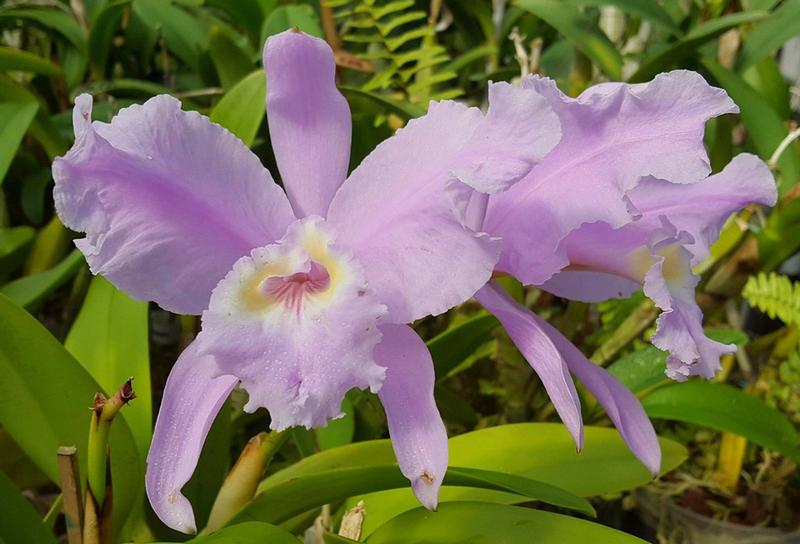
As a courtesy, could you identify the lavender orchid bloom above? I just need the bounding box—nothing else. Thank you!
[52,30,560,533]
[454,71,775,475]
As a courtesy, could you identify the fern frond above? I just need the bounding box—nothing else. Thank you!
[742,272,800,327]
[329,0,461,103]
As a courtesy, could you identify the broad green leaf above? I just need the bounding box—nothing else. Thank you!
[65,276,151,459]
[88,0,131,79]
[0,47,62,76]
[316,395,355,450]
[0,8,86,51]
[366,502,646,544]
[642,381,800,461]
[0,250,84,308]
[738,0,800,71]
[702,59,800,194]
[258,424,685,536]
[210,69,265,148]
[0,226,35,278]
[339,86,426,119]
[0,74,68,160]
[180,521,299,543]
[427,312,499,379]
[261,5,323,44]
[0,101,38,184]
[574,0,680,34]
[515,0,623,80]
[0,429,50,491]
[0,294,143,535]
[209,27,255,90]
[233,465,593,526]
[629,11,769,82]
[0,469,56,544]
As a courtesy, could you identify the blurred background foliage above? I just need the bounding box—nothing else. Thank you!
[2,0,800,543]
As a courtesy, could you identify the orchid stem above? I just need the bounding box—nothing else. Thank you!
[590,299,658,365]
[203,430,289,533]
[768,126,800,171]
[86,379,135,509]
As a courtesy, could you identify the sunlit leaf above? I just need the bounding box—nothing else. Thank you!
[210,69,265,147]
[366,502,647,543]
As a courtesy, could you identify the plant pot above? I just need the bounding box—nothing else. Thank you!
[634,488,800,543]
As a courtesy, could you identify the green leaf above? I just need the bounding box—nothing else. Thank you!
[366,502,646,543]
[0,294,143,535]
[261,5,323,43]
[742,57,791,120]
[0,469,56,544]
[0,47,62,76]
[426,312,499,379]
[0,226,35,277]
[629,11,769,82]
[133,0,208,68]
[642,381,800,461]
[573,0,680,34]
[181,521,299,543]
[209,27,256,90]
[339,86,426,119]
[738,0,800,71]
[210,69,265,148]
[0,8,86,51]
[316,395,355,450]
[702,59,800,195]
[258,424,685,536]
[0,250,84,309]
[515,0,623,80]
[233,464,593,526]
[88,0,131,79]
[0,101,38,185]
[65,276,151,458]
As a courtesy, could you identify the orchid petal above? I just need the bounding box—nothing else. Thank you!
[475,282,583,450]
[642,236,736,380]
[484,70,737,285]
[146,342,238,534]
[264,30,351,218]
[328,85,557,323]
[627,153,777,265]
[53,94,296,314]
[376,324,448,510]
[195,217,386,430]
[532,314,661,475]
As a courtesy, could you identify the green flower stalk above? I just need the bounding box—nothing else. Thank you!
[86,378,135,509]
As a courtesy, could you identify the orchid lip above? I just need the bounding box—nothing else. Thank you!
[261,260,331,315]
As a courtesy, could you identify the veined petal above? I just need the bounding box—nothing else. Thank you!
[195,217,386,430]
[376,324,448,510]
[264,30,351,218]
[53,94,296,314]
[328,91,553,322]
[485,70,737,285]
[532,314,661,475]
[146,342,239,534]
[475,282,583,449]
[627,153,777,265]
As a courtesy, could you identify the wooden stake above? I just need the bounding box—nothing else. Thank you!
[57,446,83,544]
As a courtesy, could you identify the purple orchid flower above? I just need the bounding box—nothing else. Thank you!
[453,71,777,474]
[52,30,561,533]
